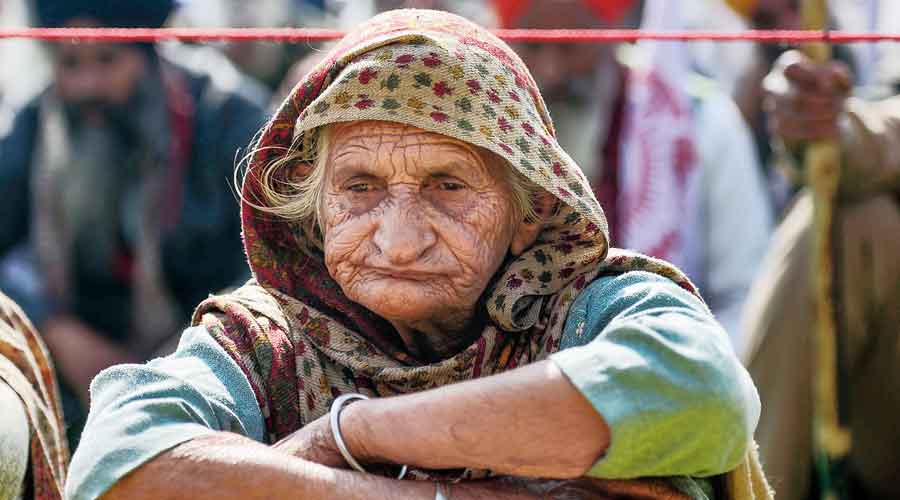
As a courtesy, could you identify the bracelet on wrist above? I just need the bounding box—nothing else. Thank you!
[435,482,451,500]
[329,393,408,480]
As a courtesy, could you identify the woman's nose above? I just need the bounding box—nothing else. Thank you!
[372,199,437,266]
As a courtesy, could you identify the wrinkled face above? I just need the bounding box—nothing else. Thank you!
[320,121,522,326]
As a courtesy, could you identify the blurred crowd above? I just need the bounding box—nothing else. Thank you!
[0,0,898,499]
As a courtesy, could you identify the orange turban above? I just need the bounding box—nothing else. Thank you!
[725,0,758,19]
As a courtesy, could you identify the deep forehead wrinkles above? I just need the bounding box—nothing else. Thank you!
[329,121,494,183]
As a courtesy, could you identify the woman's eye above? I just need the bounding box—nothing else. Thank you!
[438,182,466,191]
[347,183,372,192]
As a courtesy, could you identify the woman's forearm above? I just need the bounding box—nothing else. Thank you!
[342,360,609,479]
[104,433,542,500]
[103,433,437,500]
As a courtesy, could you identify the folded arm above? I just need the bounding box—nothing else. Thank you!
[69,274,757,498]
[67,328,535,500]
[341,359,609,479]
[104,433,447,500]
[339,272,758,480]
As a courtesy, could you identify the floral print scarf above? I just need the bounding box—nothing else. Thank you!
[192,9,770,499]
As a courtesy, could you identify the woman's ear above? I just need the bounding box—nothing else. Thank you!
[510,190,556,256]
[285,161,314,182]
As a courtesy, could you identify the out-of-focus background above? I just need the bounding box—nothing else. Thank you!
[1,1,898,498]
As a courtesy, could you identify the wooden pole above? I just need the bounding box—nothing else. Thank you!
[800,0,852,497]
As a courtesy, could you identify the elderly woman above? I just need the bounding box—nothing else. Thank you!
[66,10,768,500]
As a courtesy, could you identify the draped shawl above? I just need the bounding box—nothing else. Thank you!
[191,9,771,499]
[0,292,68,500]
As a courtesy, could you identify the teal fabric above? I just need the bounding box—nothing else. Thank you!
[66,271,758,499]
[551,271,758,480]
[65,327,265,500]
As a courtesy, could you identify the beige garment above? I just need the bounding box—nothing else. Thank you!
[743,95,900,500]
[0,292,69,499]
[838,96,900,199]
[0,380,29,500]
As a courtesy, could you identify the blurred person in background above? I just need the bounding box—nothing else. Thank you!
[729,0,802,140]
[271,0,495,106]
[742,50,900,499]
[729,0,802,216]
[495,0,773,354]
[0,0,268,445]
[372,0,496,25]
[728,0,859,216]
[171,0,332,93]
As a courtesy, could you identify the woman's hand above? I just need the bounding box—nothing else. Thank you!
[272,413,348,468]
[336,362,609,479]
[269,414,575,499]
[268,407,646,499]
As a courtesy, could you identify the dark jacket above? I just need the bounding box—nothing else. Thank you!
[0,46,268,338]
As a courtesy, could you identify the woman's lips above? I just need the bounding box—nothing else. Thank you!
[368,268,445,281]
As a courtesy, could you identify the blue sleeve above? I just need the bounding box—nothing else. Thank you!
[550,271,760,479]
[65,326,265,500]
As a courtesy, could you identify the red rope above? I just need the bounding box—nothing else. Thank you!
[0,27,898,43]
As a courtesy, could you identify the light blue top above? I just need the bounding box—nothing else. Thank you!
[66,271,759,500]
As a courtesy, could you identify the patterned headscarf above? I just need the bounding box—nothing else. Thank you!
[193,9,770,498]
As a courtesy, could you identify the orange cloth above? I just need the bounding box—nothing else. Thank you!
[725,0,757,19]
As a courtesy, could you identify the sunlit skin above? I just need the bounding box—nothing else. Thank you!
[320,121,541,360]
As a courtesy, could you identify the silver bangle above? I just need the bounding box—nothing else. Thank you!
[329,393,408,480]
[435,482,452,500]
